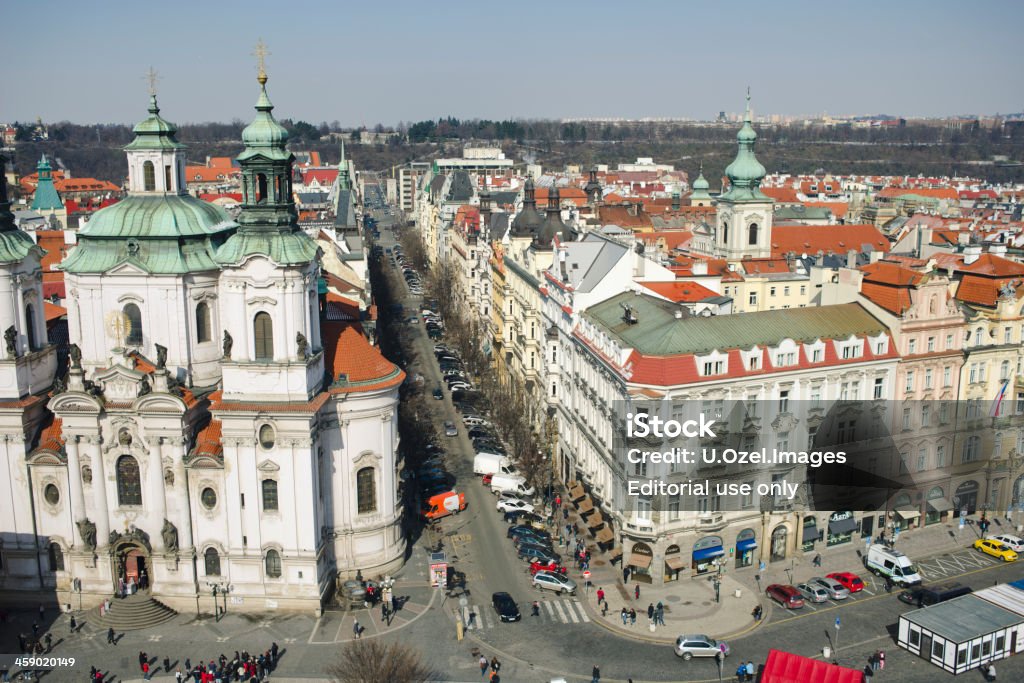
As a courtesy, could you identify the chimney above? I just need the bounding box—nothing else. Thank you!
[815,250,825,267]
[964,244,982,265]
[869,250,882,264]
[991,244,1007,256]
[846,250,858,269]
[957,232,970,246]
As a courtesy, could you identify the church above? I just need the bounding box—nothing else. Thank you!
[0,67,405,613]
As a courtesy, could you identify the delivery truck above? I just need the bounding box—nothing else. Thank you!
[490,473,535,497]
[473,453,516,476]
[864,543,922,586]
[422,491,466,520]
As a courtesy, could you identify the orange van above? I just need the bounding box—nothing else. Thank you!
[423,491,466,520]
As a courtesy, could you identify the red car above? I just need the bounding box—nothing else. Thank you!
[827,571,865,593]
[529,560,567,576]
[482,474,493,486]
[766,584,805,609]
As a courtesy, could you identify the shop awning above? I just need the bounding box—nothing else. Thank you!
[760,649,863,683]
[569,483,585,502]
[737,538,758,552]
[595,527,614,543]
[692,545,725,561]
[896,508,921,520]
[609,547,622,561]
[587,511,605,528]
[577,497,594,514]
[927,497,953,512]
[628,553,653,569]
[802,524,819,543]
[828,516,858,535]
[665,555,687,571]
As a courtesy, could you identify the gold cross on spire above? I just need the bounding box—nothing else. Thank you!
[144,67,160,96]
[253,38,270,83]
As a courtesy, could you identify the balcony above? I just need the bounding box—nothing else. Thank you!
[696,513,727,531]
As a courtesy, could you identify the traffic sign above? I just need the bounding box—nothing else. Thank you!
[835,617,841,630]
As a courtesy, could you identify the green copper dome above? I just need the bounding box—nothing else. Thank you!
[124,95,186,151]
[31,155,64,211]
[239,76,290,161]
[721,91,768,203]
[692,166,710,191]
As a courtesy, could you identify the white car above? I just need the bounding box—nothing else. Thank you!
[496,498,534,514]
[532,571,577,594]
[991,534,1024,553]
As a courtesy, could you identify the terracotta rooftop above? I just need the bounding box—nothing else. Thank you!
[770,224,890,257]
[322,321,404,394]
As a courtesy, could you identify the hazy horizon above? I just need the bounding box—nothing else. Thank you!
[6,0,1022,127]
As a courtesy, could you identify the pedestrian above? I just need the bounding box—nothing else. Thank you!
[490,657,500,673]
[271,642,279,665]
[986,662,997,681]
[38,604,45,620]
[353,619,361,639]
[185,658,192,672]
[629,608,636,626]
[646,602,654,621]
[601,601,608,617]
[382,601,389,625]
[623,566,630,584]
[736,663,745,682]
[745,660,754,681]
[878,650,885,670]
[142,662,150,680]
[176,668,183,683]
[596,587,605,605]
[634,583,640,600]
[107,627,115,645]
[44,633,51,653]
[32,622,38,638]
[532,601,540,617]
[869,652,878,671]
[620,607,628,625]
[591,664,600,683]
[656,602,665,626]
[468,610,477,629]
[813,554,822,567]
[70,614,77,633]
[164,656,171,673]
[479,655,488,677]
[555,495,561,508]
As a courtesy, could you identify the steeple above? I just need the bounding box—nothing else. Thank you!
[534,185,567,250]
[30,155,63,211]
[0,152,38,259]
[584,166,602,204]
[721,88,767,202]
[690,161,713,204]
[124,72,187,195]
[510,176,543,238]
[338,140,350,190]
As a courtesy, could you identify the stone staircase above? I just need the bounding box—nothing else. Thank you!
[94,592,177,631]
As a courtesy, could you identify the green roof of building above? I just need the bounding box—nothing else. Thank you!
[238,76,291,162]
[214,230,319,266]
[720,92,769,204]
[30,155,64,211]
[124,95,186,151]
[60,194,236,274]
[584,292,887,356]
[0,229,41,264]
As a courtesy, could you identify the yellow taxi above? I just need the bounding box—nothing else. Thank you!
[974,538,1018,562]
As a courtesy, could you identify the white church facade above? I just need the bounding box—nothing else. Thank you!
[0,72,405,613]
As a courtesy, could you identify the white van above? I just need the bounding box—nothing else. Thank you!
[473,453,516,476]
[490,473,535,497]
[864,544,922,586]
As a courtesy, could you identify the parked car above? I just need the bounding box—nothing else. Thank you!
[444,421,458,437]
[989,534,1024,553]
[532,571,576,594]
[810,576,850,600]
[765,584,805,609]
[497,498,535,514]
[432,386,444,400]
[826,571,865,593]
[673,635,730,660]
[898,581,973,607]
[491,591,521,622]
[974,538,1018,561]
[795,582,829,603]
[507,525,548,541]
[528,560,566,576]
[518,544,559,564]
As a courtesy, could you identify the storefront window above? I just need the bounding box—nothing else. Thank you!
[663,544,683,582]
[770,525,788,562]
[801,515,818,552]
[735,529,756,568]
[692,536,724,575]
[826,511,856,547]
[628,542,653,582]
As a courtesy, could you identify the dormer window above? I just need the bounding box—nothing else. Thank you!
[703,360,726,376]
[841,342,863,359]
[775,351,797,367]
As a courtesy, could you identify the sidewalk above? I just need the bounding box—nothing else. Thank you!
[565,506,999,645]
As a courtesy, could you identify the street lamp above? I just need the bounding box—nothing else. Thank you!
[207,580,229,620]
[73,577,82,612]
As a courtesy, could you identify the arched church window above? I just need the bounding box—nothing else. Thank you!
[254,312,273,361]
[143,161,156,192]
[123,303,143,346]
[164,165,172,192]
[748,222,759,245]
[265,549,282,578]
[256,173,268,204]
[48,542,64,572]
[25,303,37,350]
[722,222,729,244]
[116,455,142,506]
[356,467,376,514]
[204,547,221,576]
[196,302,211,343]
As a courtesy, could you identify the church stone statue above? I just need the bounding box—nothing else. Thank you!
[296,332,308,359]
[161,519,178,553]
[155,343,167,369]
[222,330,233,359]
[52,375,66,395]
[77,518,97,551]
[69,343,82,369]
[4,326,16,357]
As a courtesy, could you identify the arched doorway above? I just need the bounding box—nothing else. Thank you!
[664,544,683,583]
[114,542,150,596]
[770,525,788,562]
[735,529,756,568]
[955,480,979,516]
[627,542,653,583]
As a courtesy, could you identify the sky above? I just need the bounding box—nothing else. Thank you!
[5,0,1022,126]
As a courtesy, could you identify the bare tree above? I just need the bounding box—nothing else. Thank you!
[328,640,438,683]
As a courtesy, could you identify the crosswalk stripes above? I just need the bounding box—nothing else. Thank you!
[464,599,590,629]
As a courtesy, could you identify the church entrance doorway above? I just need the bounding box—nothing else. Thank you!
[114,542,150,596]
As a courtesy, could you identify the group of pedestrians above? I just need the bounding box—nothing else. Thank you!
[734,660,756,681]
[135,645,283,683]
[477,655,501,681]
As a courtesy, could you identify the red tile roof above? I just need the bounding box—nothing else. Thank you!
[44,302,66,322]
[761,187,800,203]
[860,262,925,286]
[955,274,1024,308]
[192,418,223,461]
[640,280,719,303]
[53,178,119,193]
[959,253,1024,277]
[208,389,332,414]
[302,169,338,185]
[740,258,791,275]
[640,230,693,250]
[770,224,890,257]
[322,321,405,394]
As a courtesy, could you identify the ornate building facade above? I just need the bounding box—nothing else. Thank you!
[0,72,405,614]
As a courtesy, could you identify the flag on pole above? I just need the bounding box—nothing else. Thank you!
[991,378,1010,418]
